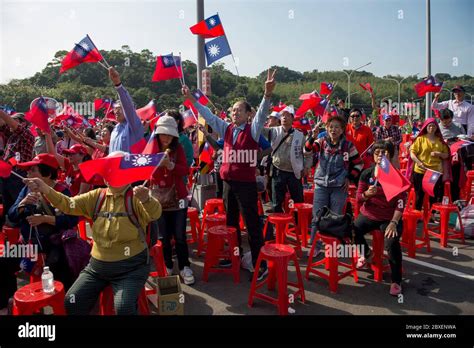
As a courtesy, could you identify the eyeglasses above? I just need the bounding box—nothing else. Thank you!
[350,114,361,118]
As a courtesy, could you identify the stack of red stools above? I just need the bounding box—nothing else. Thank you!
[198,199,226,256]
[304,189,314,204]
[401,188,431,257]
[263,213,302,257]
[186,207,200,244]
[462,170,474,200]
[291,203,313,248]
[202,226,240,283]
[13,281,66,315]
[248,243,305,315]
[306,233,358,292]
[426,182,465,248]
[0,225,20,246]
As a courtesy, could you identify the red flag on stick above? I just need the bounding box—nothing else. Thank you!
[152,54,183,82]
[375,155,411,201]
[0,160,12,178]
[136,100,156,121]
[60,35,104,73]
[422,169,441,197]
[190,14,225,38]
[414,76,443,97]
[25,97,50,133]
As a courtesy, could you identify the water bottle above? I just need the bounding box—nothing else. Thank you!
[41,266,55,294]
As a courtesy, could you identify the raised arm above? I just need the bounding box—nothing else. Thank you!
[109,67,144,141]
[431,92,449,110]
[182,85,228,138]
[0,110,19,131]
[45,132,67,169]
[251,69,277,141]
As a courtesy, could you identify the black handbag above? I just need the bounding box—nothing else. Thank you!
[315,206,353,241]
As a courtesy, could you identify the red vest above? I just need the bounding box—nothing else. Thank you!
[220,124,258,182]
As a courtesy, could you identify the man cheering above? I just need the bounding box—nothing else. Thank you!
[182,69,277,280]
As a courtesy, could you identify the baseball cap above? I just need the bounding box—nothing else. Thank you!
[451,85,465,93]
[280,105,295,116]
[269,111,281,119]
[17,153,59,170]
[62,144,88,155]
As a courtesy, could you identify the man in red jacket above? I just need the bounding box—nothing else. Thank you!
[182,69,277,280]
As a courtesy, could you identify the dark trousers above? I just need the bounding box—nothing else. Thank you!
[152,208,190,271]
[64,249,149,315]
[0,257,20,309]
[451,163,461,202]
[271,168,304,213]
[413,172,443,211]
[223,180,264,266]
[214,170,223,198]
[354,214,403,284]
[0,171,26,226]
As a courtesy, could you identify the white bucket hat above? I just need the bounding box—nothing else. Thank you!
[154,115,179,138]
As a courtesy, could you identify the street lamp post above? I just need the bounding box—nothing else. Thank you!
[382,74,418,114]
[345,92,358,105]
[342,62,372,108]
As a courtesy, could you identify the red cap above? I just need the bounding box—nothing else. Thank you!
[17,154,59,170]
[62,144,88,155]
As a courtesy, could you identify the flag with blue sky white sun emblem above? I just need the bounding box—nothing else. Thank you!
[204,35,232,65]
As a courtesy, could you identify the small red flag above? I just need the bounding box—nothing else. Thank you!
[0,160,12,178]
[319,82,334,96]
[183,99,198,116]
[136,100,156,121]
[272,102,287,112]
[79,153,166,187]
[190,14,225,38]
[183,109,198,129]
[359,82,374,94]
[414,76,443,97]
[422,169,441,197]
[60,35,104,73]
[376,155,411,202]
[25,97,50,133]
[152,55,183,82]
[295,95,322,116]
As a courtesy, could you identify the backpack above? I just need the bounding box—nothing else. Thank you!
[456,198,474,239]
[92,187,150,263]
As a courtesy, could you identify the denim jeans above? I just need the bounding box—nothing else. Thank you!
[309,184,348,244]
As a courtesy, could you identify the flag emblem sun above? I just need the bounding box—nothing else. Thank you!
[208,44,220,57]
[208,18,216,26]
[163,57,170,65]
[131,155,152,167]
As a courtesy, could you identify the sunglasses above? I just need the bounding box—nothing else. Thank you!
[350,114,361,118]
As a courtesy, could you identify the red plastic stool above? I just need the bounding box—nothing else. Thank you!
[292,203,313,248]
[186,207,200,244]
[426,182,465,248]
[462,170,474,200]
[13,281,66,315]
[304,189,314,204]
[263,213,302,257]
[248,243,305,315]
[99,285,150,315]
[401,209,431,258]
[305,233,358,293]
[201,199,225,222]
[0,226,20,246]
[198,213,227,256]
[202,226,240,283]
[150,240,168,279]
[369,230,391,282]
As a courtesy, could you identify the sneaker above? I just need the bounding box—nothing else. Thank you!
[356,250,373,269]
[219,260,232,268]
[390,283,402,296]
[256,266,268,281]
[240,251,254,272]
[180,266,195,285]
[166,267,173,276]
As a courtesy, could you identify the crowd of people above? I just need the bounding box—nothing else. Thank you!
[0,67,472,315]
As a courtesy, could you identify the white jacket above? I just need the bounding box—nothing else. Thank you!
[270,126,306,179]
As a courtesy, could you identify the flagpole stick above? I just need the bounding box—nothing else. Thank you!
[179,52,186,86]
[359,142,375,158]
[230,54,240,77]
[143,150,171,187]
[171,53,184,87]
[101,57,112,69]
[97,61,110,71]
[11,171,25,180]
